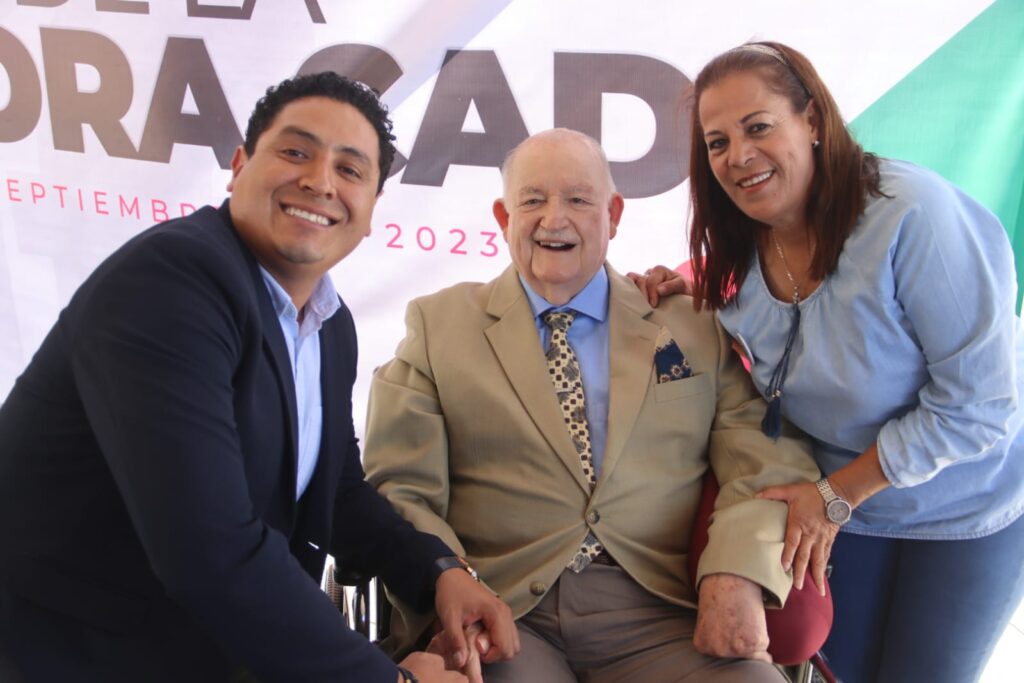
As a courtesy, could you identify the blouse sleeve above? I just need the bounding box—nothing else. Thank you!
[876,168,1019,488]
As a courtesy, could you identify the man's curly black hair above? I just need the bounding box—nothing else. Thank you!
[243,72,396,193]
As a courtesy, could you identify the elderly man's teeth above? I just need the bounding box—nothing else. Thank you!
[739,170,773,188]
[538,241,570,248]
[285,206,331,225]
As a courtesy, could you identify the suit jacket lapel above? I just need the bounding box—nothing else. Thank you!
[599,266,661,485]
[219,201,300,522]
[220,200,300,487]
[483,266,592,494]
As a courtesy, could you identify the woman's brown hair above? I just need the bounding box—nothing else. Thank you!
[688,41,883,309]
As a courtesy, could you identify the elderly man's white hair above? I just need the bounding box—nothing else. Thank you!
[499,128,618,196]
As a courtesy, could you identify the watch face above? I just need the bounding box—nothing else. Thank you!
[827,499,852,525]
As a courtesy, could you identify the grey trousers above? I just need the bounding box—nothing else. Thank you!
[483,564,785,683]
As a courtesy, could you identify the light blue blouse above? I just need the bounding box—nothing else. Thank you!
[718,159,1024,539]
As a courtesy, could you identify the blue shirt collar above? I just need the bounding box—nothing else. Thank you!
[519,266,609,323]
[258,266,341,332]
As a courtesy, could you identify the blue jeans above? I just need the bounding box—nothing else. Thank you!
[822,512,1024,683]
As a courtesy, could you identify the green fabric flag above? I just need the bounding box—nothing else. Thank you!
[851,0,1024,310]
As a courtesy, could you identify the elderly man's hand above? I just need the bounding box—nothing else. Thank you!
[434,567,519,669]
[427,621,492,683]
[693,573,772,663]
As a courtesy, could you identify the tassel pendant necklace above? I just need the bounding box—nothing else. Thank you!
[761,229,804,438]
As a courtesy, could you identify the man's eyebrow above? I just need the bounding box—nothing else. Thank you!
[279,125,322,146]
[515,184,597,197]
[279,125,372,164]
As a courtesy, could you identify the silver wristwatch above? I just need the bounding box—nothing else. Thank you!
[815,477,852,525]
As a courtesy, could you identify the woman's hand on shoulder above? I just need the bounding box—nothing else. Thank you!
[626,265,691,307]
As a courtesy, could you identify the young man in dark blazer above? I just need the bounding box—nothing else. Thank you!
[0,73,516,683]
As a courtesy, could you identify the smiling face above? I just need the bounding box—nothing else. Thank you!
[493,130,624,305]
[698,69,818,233]
[227,96,380,300]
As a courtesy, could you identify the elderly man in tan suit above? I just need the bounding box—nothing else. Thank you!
[363,129,818,682]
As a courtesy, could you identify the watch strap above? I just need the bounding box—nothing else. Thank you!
[434,555,479,581]
[815,477,838,503]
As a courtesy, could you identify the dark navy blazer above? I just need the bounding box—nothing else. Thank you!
[0,202,449,682]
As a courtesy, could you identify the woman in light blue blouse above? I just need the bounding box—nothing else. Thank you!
[638,41,1024,682]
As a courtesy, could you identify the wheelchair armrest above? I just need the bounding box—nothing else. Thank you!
[333,566,371,587]
[325,562,392,642]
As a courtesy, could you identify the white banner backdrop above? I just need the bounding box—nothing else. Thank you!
[0,0,995,430]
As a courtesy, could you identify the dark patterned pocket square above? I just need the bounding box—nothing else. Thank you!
[655,329,692,384]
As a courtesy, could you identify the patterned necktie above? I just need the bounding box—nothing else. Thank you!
[543,310,604,573]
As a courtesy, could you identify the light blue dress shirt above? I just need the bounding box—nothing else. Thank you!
[259,267,341,500]
[718,160,1024,539]
[520,267,611,475]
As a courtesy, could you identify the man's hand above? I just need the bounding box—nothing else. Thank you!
[694,573,772,663]
[398,651,468,683]
[626,265,689,307]
[427,621,492,683]
[434,567,519,668]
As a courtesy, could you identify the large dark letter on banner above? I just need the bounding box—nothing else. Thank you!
[0,27,42,142]
[186,0,324,22]
[186,0,254,19]
[554,53,690,198]
[402,50,529,187]
[95,0,150,14]
[138,37,241,168]
[40,28,137,158]
[298,44,404,173]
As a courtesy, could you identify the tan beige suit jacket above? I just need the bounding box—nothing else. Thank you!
[364,264,818,653]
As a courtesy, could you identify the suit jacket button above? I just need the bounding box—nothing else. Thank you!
[586,509,600,525]
[530,581,547,596]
